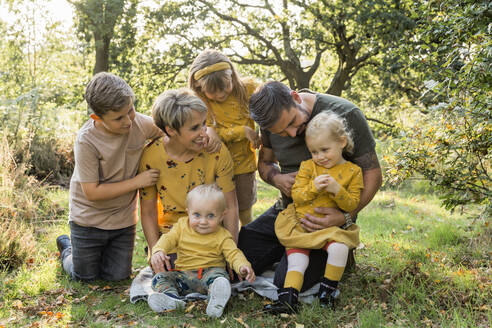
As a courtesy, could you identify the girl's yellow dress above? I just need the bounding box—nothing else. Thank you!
[275,160,363,250]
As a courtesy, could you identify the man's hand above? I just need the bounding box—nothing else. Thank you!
[244,126,261,149]
[272,172,297,197]
[134,169,160,188]
[239,265,256,283]
[205,127,222,153]
[300,207,346,232]
[150,251,171,273]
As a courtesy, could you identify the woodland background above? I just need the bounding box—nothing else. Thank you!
[0,0,490,327]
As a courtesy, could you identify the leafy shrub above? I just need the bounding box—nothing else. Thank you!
[26,136,74,186]
[0,135,64,271]
[385,0,491,216]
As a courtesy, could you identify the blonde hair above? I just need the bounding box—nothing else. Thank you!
[188,49,249,116]
[186,184,227,213]
[305,112,354,154]
[152,88,207,135]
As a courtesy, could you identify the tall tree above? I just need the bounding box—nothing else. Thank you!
[70,0,136,75]
[144,0,413,95]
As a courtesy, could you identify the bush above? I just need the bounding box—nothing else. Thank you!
[26,136,74,186]
[0,135,64,271]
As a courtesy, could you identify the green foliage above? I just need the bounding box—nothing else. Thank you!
[0,135,65,271]
[70,0,136,74]
[385,0,491,214]
[142,0,413,95]
[0,0,87,182]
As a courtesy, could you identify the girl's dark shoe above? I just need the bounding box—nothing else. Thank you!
[318,278,340,309]
[264,287,299,314]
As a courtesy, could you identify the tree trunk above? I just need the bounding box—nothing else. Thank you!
[326,60,350,96]
[93,32,110,75]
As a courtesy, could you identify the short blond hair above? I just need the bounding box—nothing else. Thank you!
[152,88,207,135]
[186,184,227,213]
[305,112,354,154]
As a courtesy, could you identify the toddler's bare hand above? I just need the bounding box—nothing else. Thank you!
[136,169,160,188]
[239,265,256,283]
[151,251,171,273]
[314,174,331,191]
[323,175,340,195]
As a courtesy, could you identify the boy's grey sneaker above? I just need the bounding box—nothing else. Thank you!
[148,292,185,312]
[206,277,231,318]
[56,235,71,259]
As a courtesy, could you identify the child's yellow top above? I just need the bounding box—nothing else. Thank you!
[152,216,251,272]
[292,160,364,219]
[138,137,235,231]
[273,160,363,250]
[204,78,258,175]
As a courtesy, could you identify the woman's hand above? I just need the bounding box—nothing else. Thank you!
[244,126,261,149]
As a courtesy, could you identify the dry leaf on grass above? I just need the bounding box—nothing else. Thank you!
[233,316,249,328]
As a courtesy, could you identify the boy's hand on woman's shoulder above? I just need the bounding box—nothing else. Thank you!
[135,169,160,188]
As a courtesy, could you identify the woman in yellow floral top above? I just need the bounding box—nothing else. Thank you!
[265,111,364,314]
[138,89,238,258]
[189,49,260,226]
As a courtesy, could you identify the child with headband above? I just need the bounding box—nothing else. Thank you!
[189,49,260,226]
[265,111,364,314]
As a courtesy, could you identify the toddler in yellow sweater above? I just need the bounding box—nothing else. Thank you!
[149,184,255,317]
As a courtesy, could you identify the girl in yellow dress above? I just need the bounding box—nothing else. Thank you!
[266,111,364,314]
[189,49,260,226]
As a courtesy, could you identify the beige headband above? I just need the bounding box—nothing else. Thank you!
[193,62,230,80]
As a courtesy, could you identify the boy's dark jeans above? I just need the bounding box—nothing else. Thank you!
[61,221,135,281]
[238,204,328,292]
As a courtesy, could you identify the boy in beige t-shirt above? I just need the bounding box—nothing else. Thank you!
[56,72,162,281]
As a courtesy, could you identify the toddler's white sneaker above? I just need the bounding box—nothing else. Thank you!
[206,277,231,317]
[148,292,185,312]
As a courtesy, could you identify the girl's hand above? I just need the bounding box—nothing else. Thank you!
[205,127,222,153]
[314,174,331,191]
[151,251,171,273]
[244,126,261,149]
[239,265,256,283]
[323,175,341,195]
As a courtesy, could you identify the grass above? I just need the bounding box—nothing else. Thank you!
[0,179,490,327]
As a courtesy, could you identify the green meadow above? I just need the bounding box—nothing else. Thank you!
[1,179,490,327]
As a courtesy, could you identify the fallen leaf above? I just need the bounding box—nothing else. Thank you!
[12,300,23,310]
[185,303,195,313]
[56,295,65,305]
[233,317,249,328]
